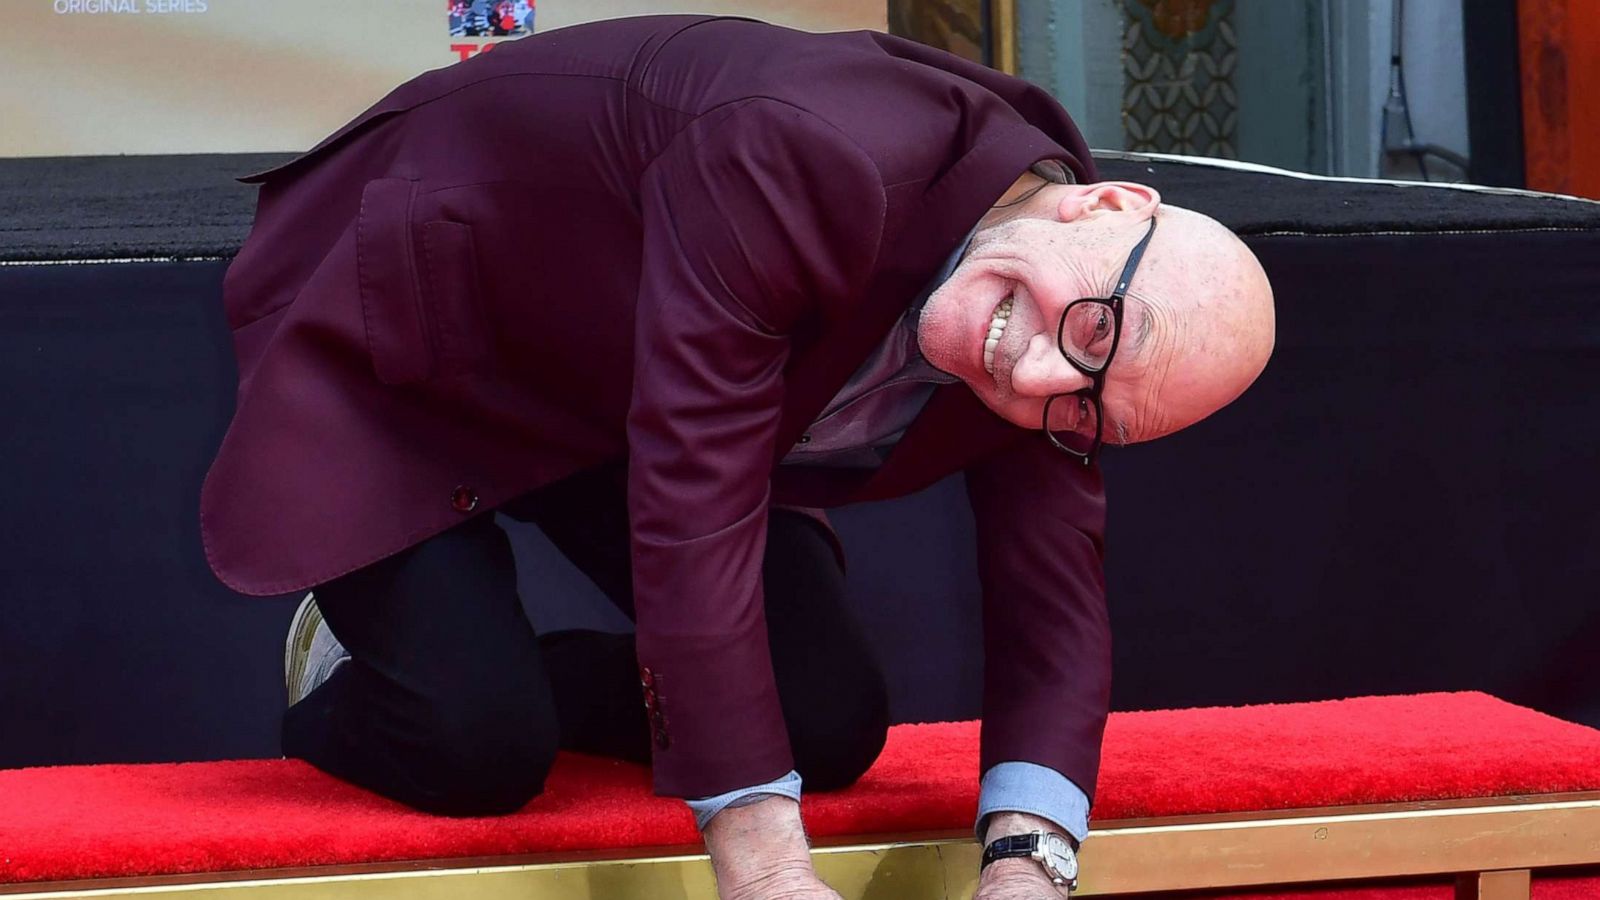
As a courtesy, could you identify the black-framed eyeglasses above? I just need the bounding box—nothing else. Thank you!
[1042,217,1158,465]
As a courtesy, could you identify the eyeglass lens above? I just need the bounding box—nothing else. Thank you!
[1056,300,1118,372]
[1043,392,1100,456]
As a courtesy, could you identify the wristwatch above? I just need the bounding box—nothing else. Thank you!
[981,830,1079,891]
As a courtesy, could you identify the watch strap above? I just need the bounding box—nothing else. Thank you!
[981,833,1040,870]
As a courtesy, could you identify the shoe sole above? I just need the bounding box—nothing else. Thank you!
[284,592,323,705]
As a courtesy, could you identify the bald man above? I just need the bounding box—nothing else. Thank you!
[207,16,1273,900]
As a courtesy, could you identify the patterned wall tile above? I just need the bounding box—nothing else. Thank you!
[1122,0,1238,158]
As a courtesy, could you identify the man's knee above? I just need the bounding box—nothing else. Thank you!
[404,697,560,816]
[787,678,890,791]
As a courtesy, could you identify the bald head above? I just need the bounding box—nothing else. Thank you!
[918,177,1275,449]
[1108,203,1275,443]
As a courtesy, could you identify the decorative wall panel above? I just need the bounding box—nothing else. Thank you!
[1122,0,1238,159]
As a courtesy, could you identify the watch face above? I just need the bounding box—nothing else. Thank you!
[1040,834,1079,884]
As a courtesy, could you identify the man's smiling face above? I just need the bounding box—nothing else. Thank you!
[918,179,1275,447]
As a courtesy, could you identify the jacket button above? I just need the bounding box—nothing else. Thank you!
[797,434,812,445]
[450,486,478,513]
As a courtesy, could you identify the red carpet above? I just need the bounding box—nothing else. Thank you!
[4,692,1600,885]
[1188,871,1600,899]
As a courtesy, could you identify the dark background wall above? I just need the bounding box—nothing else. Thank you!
[2,154,1599,768]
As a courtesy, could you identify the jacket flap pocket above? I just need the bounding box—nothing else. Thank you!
[357,178,432,385]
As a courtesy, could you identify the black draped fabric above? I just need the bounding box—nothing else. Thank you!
[1,153,1598,767]
[1094,157,1600,727]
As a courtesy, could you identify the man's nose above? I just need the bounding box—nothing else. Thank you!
[1009,333,1094,397]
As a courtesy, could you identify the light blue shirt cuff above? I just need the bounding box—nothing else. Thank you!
[976,761,1091,845]
[685,770,803,831]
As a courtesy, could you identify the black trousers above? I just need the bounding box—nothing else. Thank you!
[281,466,890,816]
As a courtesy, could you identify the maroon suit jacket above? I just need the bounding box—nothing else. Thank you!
[202,15,1110,801]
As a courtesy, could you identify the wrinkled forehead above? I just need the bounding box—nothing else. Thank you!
[1107,296,1272,444]
[1100,300,1170,444]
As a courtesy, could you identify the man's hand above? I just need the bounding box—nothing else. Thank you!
[702,795,843,900]
[973,812,1075,900]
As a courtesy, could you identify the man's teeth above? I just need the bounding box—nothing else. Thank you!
[983,297,1013,374]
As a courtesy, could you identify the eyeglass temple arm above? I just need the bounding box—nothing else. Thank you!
[1110,217,1158,304]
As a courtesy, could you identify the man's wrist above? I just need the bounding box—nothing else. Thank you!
[702,794,812,878]
[982,811,1076,848]
[980,813,1078,896]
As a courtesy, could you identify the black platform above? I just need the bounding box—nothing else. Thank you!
[3,152,1598,768]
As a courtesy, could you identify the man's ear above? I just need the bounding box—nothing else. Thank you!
[1056,181,1162,223]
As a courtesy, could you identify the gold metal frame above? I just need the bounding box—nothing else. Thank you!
[887,0,1017,74]
[989,0,1018,75]
[6,792,1597,899]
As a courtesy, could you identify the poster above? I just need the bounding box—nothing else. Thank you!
[0,1,886,158]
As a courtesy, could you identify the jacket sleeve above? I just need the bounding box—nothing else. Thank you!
[965,436,1111,803]
[628,100,885,798]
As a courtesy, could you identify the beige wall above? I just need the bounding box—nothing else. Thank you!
[0,1,885,158]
